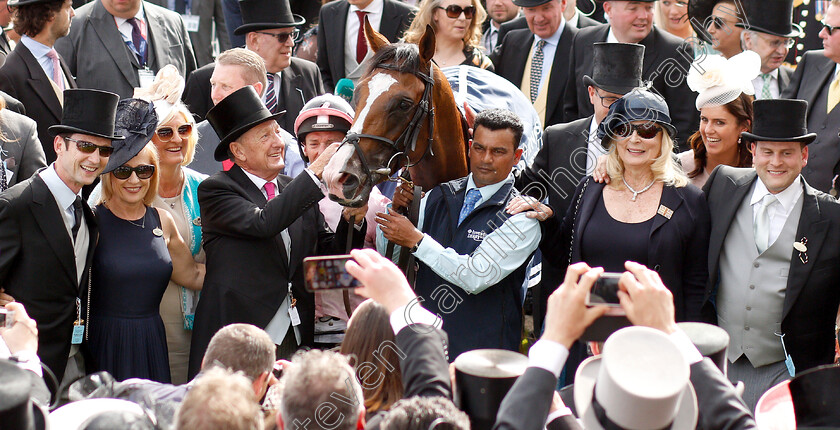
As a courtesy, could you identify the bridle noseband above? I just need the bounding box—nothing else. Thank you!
[340,60,436,186]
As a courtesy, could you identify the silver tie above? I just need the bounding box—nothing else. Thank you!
[754,194,777,253]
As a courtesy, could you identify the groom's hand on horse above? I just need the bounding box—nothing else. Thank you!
[391,182,415,211]
[308,142,342,178]
[376,207,423,248]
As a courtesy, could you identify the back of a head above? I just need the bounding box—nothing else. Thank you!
[279,349,363,430]
[80,410,155,430]
[203,323,275,381]
[176,367,262,430]
[380,396,470,430]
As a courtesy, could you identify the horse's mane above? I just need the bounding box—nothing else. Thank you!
[365,43,423,77]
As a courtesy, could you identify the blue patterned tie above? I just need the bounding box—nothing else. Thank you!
[529,40,546,103]
[458,189,482,226]
[265,73,278,114]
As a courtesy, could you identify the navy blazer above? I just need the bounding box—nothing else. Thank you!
[544,177,711,322]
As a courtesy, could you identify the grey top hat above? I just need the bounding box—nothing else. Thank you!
[583,43,645,96]
[677,322,730,376]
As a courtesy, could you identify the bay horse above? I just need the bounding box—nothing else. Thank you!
[323,21,470,207]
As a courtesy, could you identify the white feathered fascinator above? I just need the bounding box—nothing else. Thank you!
[133,64,185,124]
[686,51,761,110]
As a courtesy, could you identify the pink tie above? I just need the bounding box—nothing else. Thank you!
[264,182,276,200]
[45,49,64,91]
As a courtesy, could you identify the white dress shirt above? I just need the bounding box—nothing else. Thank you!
[585,116,606,175]
[750,176,803,249]
[529,19,565,93]
[751,68,780,100]
[344,0,384,75]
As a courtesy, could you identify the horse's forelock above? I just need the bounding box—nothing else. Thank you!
[366,43,422,77]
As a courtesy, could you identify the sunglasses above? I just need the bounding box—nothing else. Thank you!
[822,20,840,36]
[64,136,114,157]
[436,4,475,19]
[156,124,193,142]
[255,29,300,44]
[709,16,734,30]
[112,164,155,180]
[613,122,663,139]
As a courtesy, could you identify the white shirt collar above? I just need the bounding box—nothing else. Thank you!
[241,168,277,194]
[567,10,579,28]
[465,172,514,204]
[534,16,565,46]
[750,175,802,213]
[606,28,620,43]
[349,0,383,14]
[114,5,146,26]
[39,164,80,211]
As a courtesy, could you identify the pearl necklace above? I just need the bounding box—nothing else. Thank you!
[622,177,656,202]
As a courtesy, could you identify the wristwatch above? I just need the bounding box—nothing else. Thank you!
[410,236,424,253]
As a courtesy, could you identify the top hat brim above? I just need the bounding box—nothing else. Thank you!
[48,125,125,141]
[688,0,721,44]
[233,14,306,35]
[511,0,552,6]
[7,0,61,7]
[582,75,639,96]
[736,22,803,38]
[574,356,699,430]
[741,131,817,145]
[213,111,286,161]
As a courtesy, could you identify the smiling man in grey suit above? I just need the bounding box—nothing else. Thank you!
[55,0,197,98]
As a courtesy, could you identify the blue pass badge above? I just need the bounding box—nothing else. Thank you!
[785,354,796,378]
[72,325,84,344]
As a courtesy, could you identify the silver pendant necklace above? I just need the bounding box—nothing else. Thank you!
[622,177,656,202]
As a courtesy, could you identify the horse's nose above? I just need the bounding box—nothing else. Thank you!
[340,171,360,198]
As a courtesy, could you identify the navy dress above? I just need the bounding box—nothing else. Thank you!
[88,205,173,383]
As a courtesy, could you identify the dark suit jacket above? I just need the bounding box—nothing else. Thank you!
[0,43,77,163]
[55,0,198,98]
[0,29,10,68]
[701,166,840,371]
[180,58,326,134]
[777,65,793,95]
[188,165,362,377]
[492,358,756,430]
[545,178,711,322]
[0,109,47,187]
[515,116,590,332]
[780,51,840,192]
[316,0,415,90]
[490,24,578,127]
[562,25,698,146]
[0,174,97,385]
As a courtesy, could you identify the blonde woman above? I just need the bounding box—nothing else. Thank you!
[403,0,493,70]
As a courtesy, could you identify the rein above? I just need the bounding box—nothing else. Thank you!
[340,60,437,188]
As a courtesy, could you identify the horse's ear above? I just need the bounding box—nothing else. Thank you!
[364,15,389,53]
[418,25,436,63]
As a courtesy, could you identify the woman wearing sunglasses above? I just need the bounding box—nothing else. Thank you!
[545,89,711,325]
[403,0,494,71]
[88,99,205,383]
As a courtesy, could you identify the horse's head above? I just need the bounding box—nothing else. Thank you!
[323,20,438,207]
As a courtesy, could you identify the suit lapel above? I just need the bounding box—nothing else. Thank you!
[509,31,531,87]
[640,29,657,76]
[281,66,302,131]
[783,183,828,319]
[277,175,297,276]
[777,67,791,94]
[82,202,98,280]
[378,0,400,40]
[89,1,139,87]
[545,25,575,122]
[59,56,77,89]
[30,176,77,283]
[329,1,349,78]
[145,6,167,71]
[18,45,62,121]
[803,57,834,117]
[709,172,755,277]
[648,186,684,264]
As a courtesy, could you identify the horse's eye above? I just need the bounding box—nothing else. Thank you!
[399,100,413,110]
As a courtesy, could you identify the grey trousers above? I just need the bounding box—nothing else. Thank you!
[727,355,790,412]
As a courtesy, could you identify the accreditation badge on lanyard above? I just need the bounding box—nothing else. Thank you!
[71,297,84,344]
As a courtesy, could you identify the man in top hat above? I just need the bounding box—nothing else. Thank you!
[490,0,579,128]
[316,0,416,90]
[562,0,698,145]
[701,98,840,411]
[0,0,77,163]
[0,88,122,391]
[187,86,365,378]
[739,0,798,100]
[780,0,840,193]
[687,0,746,60]
[54,0,197,98]
[514,41,644,353]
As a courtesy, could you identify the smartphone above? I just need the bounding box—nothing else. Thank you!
[303,255,362,292]
[0,308,14,328]
[586,272,623,307]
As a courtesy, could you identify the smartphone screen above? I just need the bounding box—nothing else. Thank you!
[303,255,362,292]
[587,272,623,307]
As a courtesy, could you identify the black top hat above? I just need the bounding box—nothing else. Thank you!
[454,349,527,430]
[103,99,159,174]
[736,0,801,38]
[688,0,742,44]
[49,89,125,141]
[583,43,645,96]
[0,360,47,430]
[7,0,62,7]
[234,0,305,35]
[677,322,730,376]
[741,99,816,144]
[207,86,285,161]
[788,364,840,427]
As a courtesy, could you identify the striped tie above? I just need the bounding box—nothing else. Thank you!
[529,40,546,104]
[265,73,278,114]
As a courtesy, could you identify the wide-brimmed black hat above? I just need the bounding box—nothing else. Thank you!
[736,0,801,38]
[788,364,840,427]
[208,86,285,161]
[234,0,305,35]
[49,89,124,141]
[583,43,645,96]
[103,99,159,174]
[454,349,527,430]
[688,0,742,44]
[677,322,730,376]
[741,99,816,144]
[0,360,48,430]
